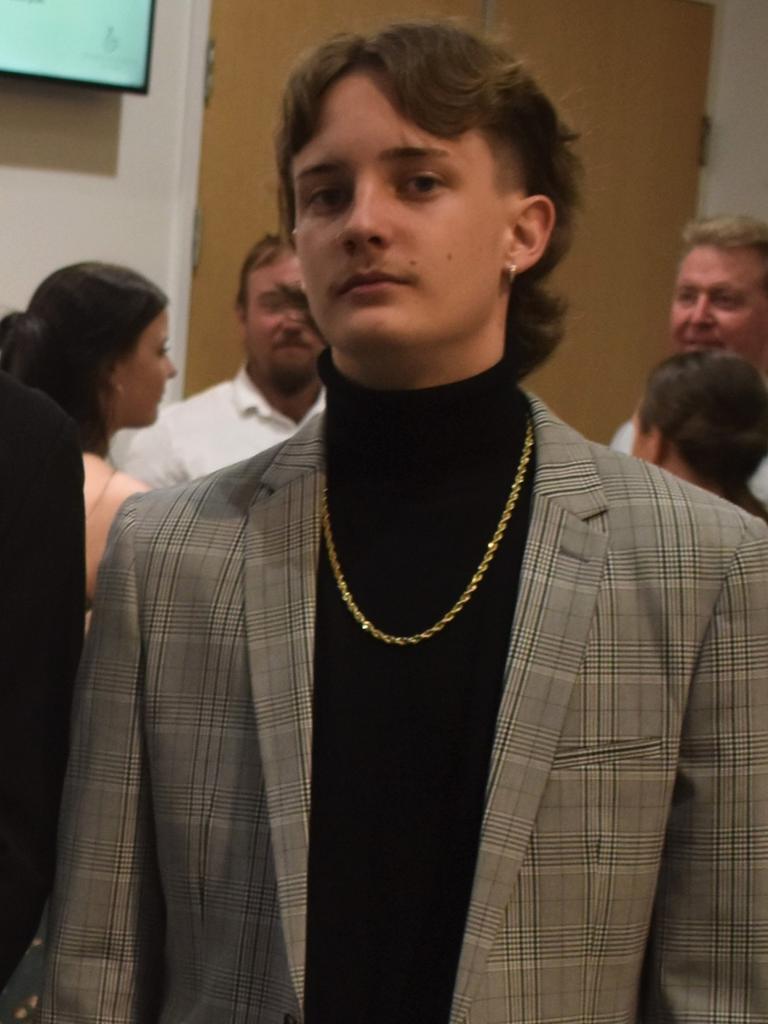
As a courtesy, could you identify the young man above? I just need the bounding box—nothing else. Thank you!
[0,372,84,988]
[118,234,325,487]
[44,22,768,1024]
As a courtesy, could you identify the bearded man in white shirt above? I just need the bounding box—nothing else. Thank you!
[118,234,325,488]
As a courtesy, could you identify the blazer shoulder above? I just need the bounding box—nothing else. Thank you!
[528,394,767,555]
[124,414,325,538]
[593,438,765,538]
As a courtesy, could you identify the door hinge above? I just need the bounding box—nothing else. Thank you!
[699,114,712,168]
[204,37,216,105]
[192,206,203,272]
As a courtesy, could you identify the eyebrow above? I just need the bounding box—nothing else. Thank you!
[677,281,742,292]
[295,145,452,181]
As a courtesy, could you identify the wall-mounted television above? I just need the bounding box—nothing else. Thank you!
[0,0,156,94]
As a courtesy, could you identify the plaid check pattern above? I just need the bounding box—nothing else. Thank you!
[42,399,768,1023]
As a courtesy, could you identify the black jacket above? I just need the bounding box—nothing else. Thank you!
[0,372,84,987]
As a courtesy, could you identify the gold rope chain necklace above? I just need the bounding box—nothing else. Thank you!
[321,417,534,647]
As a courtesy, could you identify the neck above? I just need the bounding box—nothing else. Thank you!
[246,369,321,424]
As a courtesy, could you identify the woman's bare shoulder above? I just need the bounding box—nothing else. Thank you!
[84,455,149,519]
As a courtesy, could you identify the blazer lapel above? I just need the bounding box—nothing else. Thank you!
[451,399,610,1022]
[242,420,325,1003]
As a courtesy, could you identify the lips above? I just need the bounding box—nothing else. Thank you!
[336,270,409,296]
[680,336,722,349]
[273,337,315,351]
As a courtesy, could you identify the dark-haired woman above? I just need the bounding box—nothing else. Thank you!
[0,262,176,605]
[632,349,768,521]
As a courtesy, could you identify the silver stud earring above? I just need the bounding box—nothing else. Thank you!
[506,263,518,284]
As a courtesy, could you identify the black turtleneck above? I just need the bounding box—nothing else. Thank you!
[305,349,534,1024]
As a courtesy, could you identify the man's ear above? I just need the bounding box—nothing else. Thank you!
[504,193,556,275]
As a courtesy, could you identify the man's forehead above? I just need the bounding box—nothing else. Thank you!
[248,255,301,295]
[294,74,523,200]
[678,244,765,287]
[297,85,438,163]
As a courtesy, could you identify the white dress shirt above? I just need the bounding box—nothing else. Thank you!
[116,367,324,488]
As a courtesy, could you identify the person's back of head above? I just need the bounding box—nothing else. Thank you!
[635,349,768,520]
[0,262,167,454]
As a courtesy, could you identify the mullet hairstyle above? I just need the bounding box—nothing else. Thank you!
[637,349,768,522]
[0,262,167,455]
[275,19,582,379]
[682,214,768,293]
[235,232,294,310]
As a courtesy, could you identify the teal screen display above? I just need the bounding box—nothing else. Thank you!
[0,0,155,92]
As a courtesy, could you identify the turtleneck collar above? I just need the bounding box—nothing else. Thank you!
[319,347,530,485]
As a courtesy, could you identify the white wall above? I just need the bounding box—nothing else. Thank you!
[0,0,211,400]
[699,0,768,220]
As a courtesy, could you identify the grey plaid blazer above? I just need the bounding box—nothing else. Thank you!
[43,398,768,1024]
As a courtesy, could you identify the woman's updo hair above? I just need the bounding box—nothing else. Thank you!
[637,349,768,520]
[0,262,167,454]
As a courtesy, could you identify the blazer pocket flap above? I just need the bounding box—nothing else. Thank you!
[552,737,663,769]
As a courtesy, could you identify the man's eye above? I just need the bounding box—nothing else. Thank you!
[714,293,741,309]
[675,290,697,305]
[306,186,346,211]
[404,174,441,197]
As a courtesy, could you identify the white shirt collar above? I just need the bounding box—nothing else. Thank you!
[232,365,324,425]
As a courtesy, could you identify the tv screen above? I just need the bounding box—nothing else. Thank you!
[0,0,156,94]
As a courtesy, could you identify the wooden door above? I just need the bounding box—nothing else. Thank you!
[187,0,712,445]
[494,0,713,440]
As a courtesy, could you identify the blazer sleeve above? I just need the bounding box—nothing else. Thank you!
[0,411,85,988]
[42,500,165,1024]
[641,516,768,1021]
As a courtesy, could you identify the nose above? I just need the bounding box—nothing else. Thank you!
[689,293,713,324]
[281,305,310,335]
[166,357,178,380]
[337,180,389,252]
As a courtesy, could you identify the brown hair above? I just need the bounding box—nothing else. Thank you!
[235,232,293,309]
[275,19,582,378]
[681,215,768,292]
[637,349,768,521]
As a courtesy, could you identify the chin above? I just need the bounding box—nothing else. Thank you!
[133,409,160,429]
[330,318,423,354]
